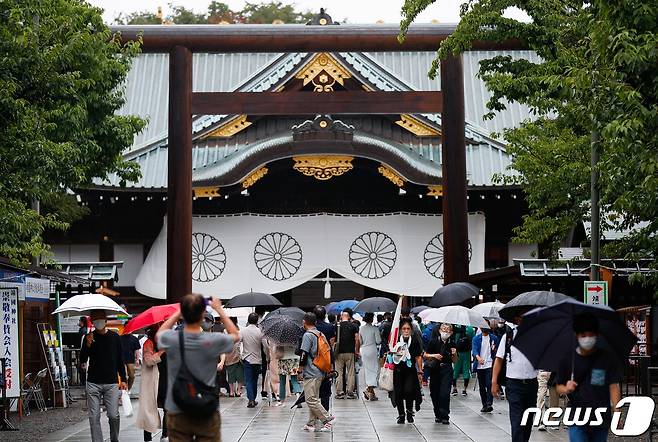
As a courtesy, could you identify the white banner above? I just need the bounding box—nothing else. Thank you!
[136,212,485,299]
[0,288,20,397]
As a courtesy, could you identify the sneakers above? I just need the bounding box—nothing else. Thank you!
[325,415,337,425]
[406,411,414,423]
[335,392,345,399]
[461,390,467,396]
[247,400,258,408]
[397,415,405,424]
[317,422,333,432]
[486,406,493,412]
[538,424,547,431]
[480,406,488,412]
[346,393,357,399]
[302,424,316,432]
[451,388,458,396]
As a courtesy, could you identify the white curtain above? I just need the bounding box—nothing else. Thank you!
[135,212,485,299]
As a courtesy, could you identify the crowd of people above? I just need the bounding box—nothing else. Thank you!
[77,296,623,442]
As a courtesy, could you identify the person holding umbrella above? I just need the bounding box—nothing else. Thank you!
[555,313,621,442]
[80,310,128,442]
[492,308,539,442]
[424,323,458,424]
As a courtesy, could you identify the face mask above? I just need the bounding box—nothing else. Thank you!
[93,319,106,330]
[497,323,505,328]
[440,332,451,341]
[578,336,597,351]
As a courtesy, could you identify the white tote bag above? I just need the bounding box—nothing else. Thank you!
[121,389,133,417]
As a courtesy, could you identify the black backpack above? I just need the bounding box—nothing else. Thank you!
[172,329,218,417]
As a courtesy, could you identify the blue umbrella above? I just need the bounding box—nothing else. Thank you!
[326,300,358,315]
[513,299,637,373]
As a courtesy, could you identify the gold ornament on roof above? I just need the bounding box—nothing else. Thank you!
[205,115,252,138]
[296,53,352,93]
[292,156,354,180]
[194,186,221,198]
[242,167,268,189]
[378,165,405,187]
[395,114,440,137]
[427,185,443,196]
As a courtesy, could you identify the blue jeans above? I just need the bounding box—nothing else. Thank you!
[243,361,261,402]
[568,425,608,442]
[279,374,302,400]
[506,378,538,442]
[476,368,493,408]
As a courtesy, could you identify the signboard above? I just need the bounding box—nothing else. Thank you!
[25,277,50,302]
[584,281,608,306]
[0,288,20,397]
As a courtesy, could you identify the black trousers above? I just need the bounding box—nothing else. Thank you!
[506,378,538,442]
[396,397,414,416]
[429,365,453,420]
[476,367,493,407]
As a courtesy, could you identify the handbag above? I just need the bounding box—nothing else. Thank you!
[378,355,395,392]
[172,329,219,417]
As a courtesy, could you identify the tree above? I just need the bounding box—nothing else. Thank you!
[169,5,208,24]
[207,1,237,24]
[400,0,658,291]
[0,0,145,264]
[114,10,161,25]
[240,1,314,24]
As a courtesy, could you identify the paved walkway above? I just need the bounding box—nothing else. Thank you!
[42,376,569,442]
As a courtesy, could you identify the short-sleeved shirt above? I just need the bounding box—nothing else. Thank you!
[120,334,141,364]
[557,349,621,425]
[300,328,324,379]
[240,324,263,364]
[496,329,538,379]
[478,334,493,369]
[158,330,234,413]
[335,321,358,354]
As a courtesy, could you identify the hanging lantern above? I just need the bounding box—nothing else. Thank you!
[323,269,331,299]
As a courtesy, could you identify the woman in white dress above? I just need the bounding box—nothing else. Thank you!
[135,326,164,441]
[359,312,382,401]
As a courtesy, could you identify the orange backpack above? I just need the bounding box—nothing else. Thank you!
[309,330,332,374]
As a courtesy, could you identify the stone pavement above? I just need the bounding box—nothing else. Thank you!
[42,377,570,442]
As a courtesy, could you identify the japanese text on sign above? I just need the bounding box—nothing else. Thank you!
[0,288,19,397]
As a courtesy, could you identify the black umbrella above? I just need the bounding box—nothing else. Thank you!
[410,305,430,315]
[259,315,303,345]
[428,282,479,308]
[498,290,570,322]
[267,307,305,323]
[354,297,397,313]
[513,299,637,373]
[225,291,282,308]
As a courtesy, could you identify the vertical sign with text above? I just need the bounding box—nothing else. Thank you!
[584,281,608,306]
[0,288,20,397]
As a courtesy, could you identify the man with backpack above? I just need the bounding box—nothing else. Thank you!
[298,312,335,433]
[452,325,475,396]
[157,294,240,441]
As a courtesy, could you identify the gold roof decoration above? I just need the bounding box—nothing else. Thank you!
[292,156,354,180]
[242,167,268,189]
[296,53,352,92]
[204,115,252,138]
[396,114,440,137]
[427,185,443,197]
[194,186,221,198]
[378,164,405,187]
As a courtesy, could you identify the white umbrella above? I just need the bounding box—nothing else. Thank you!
[52,293,127,317]
[421,306,489,329]
[471,301,506,319]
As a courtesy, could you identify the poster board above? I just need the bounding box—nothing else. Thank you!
[0,288,20,397]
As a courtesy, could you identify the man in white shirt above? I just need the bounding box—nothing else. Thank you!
[471,327,500,412]
[241,313,264,408]
[492,315,539,442]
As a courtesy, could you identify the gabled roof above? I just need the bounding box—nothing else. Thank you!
[100,49,532,189]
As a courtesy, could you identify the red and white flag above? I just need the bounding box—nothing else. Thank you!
[388,295,404,349]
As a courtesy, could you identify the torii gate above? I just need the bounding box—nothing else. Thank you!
[114,17,521,302]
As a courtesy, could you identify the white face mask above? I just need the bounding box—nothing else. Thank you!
[93,319,106,330]
[497,322,505,328]
[440,332,451,341]
[578,336,597,351]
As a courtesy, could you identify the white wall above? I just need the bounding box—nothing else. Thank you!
[114,244,144,287]
[508,243,538,265]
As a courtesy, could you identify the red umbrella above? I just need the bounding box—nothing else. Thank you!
[123,303,179,335]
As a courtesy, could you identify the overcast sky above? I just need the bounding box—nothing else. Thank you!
[88,0,528,24]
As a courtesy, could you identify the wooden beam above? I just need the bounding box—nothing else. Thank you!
[192,91,442,115]
[110,24,525,52]
[441,54,469,284]
[167,46,193,303]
